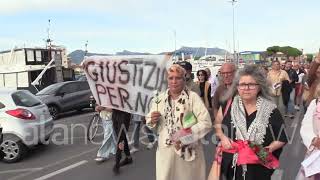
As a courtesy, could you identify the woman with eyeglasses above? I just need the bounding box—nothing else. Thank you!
[196,70,212,109]
[214,65,287,180]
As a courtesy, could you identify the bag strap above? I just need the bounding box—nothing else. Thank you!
[223,98,232,117]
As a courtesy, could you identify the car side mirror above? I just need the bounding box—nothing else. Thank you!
[0,102,5,109]
[57,92,65,97]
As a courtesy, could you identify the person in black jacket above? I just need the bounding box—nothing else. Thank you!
[281,80,291,108]
[284,60,298,118]
[112,109,132,175]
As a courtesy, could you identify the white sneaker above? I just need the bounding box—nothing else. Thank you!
[294,105,300,111]
[130,147,139,154]
[146,142,154,149]
[128,141,134,146]
[94,157,108,162]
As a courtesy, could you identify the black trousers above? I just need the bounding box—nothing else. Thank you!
[112,110,131,165]
[0,128,4,160]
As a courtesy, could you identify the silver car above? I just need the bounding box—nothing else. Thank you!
[0,89,54,163]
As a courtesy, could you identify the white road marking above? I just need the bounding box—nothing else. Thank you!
[8,147,98,180]
[34,160,88,180]
[0,168,43,174]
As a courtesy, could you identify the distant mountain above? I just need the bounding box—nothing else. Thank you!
[174,46,228,57]
[68,47,228,64]
[116,50,151,56]
[68,50,112,64]
[68,50,151,64]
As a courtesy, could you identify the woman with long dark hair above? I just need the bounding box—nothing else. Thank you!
[196,69,212,109]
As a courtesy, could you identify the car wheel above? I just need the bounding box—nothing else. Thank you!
[87,114,103,141]
[48,105,59,120]
[0,136,27,163]
[38,136,51,146]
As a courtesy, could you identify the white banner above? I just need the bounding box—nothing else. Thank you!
[82,55,171,116]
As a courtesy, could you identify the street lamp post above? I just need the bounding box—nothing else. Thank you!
[229,0,237,64]
[84,40,88,56]
[173,30,177,61]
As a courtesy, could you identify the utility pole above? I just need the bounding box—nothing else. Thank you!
[229,0,237,65]
[46,19,52,62]
[173,30,177,61]
[85,40,88,56]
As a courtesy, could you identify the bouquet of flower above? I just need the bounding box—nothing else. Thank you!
[249,142,280,169]
[249,142,269,164]
[171,128,194,145]
[221,140,279,169]
[154,90,161,111]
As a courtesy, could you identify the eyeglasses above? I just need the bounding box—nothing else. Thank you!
[197,74,204,76]
[220,71,234,76]
[237,83,259,90]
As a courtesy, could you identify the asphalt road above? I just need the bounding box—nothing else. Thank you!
[0,108,307,180]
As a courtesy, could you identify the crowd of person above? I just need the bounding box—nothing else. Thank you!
[90,55,320,180]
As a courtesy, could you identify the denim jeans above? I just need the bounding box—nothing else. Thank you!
[132,121,155,148]
[96,120,116,158]
[271,95,285,117]
[286,89,296,114]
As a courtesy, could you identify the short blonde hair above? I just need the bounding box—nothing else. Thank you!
[167,64,186,80]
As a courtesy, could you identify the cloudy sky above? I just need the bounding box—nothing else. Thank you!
[0,0,319,54]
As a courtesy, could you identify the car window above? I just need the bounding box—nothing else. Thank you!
[12,91,42,107]
[78,76,87,81]
[0,102,5,109]
[78,82,90,91]
[59,83,79,94]
[37,83,63,95]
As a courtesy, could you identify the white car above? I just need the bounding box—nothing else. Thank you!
[0,89,54,163]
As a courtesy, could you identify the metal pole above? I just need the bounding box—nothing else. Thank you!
[16,72,18,87]
[174,30,177,60]
[174,30,176,53]
[2,74,5,87]
[230,0,237,65]
[85,40,88,56]
[233,2,235,63]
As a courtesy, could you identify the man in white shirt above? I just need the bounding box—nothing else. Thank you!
[204,68,219,98]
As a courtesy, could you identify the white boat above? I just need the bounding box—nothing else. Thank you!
[0,46,72,93]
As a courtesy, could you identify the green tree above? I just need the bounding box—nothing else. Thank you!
[266,46,302,58]
[306,54,313,63]
[279,46,302,57]
[266,46,280,56]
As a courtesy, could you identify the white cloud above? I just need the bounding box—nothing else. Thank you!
[0,0,153,15]
[0,37,44,51]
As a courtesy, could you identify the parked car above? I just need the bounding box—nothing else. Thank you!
[77,75,87,81]
[0,89,54,163]
[36,81,92,119]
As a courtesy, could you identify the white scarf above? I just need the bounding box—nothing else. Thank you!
[163,89,197,161]
[231,95,277,145]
